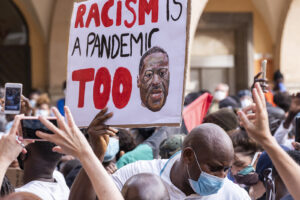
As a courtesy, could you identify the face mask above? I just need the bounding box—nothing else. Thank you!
[233,170,259,186]
[187,150,224,196]
[35,109,50,117]
[213,91,226,101]
[29,99,36,107]
[241,99,252,108]
[104,137,119,162]
[233,152,259,186]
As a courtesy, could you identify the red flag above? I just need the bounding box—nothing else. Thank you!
[183,93,213,133]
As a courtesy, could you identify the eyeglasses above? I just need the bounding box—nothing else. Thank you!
[262,168,275,200]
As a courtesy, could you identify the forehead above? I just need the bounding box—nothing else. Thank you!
[143,52,168,67]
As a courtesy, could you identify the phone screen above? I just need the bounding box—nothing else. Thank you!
[5,87,21,111]
[21,119,57,139]
[296,114,300,143]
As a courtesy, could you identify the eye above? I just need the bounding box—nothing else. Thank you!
[144,71,153,81]
[159,69,168,78]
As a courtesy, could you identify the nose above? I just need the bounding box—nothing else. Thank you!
[152,73,160,85]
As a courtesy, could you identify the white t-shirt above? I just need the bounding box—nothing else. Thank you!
[16,170,70,200]
[112,152,251,200]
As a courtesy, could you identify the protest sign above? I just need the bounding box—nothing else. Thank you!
[66,0,190,127]
[183,93,213,132]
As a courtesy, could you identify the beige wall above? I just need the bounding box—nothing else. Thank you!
[48,1,74,102]
[204,0,273,55]
[281,0,300,92]
[13,0,48,91]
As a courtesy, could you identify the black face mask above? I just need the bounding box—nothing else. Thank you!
[234,172,259,186]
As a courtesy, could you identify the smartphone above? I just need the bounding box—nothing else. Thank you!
[4,83,22,114]
[20,117,57,140]
[295,113,300,143]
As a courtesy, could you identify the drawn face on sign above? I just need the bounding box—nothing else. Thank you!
[138,47,169,112]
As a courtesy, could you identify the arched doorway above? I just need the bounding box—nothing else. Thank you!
[0,0,31,95]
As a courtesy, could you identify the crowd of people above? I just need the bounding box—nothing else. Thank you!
[0,70,299,200]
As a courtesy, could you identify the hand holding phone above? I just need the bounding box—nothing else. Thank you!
[4,83,22,114]
[20,117,58,140]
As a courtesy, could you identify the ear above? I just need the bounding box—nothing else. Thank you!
[137,76,141,88]
[182,147,195,165]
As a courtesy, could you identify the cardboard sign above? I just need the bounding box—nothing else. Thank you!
[183,93,213,132]
[66,0,190,127]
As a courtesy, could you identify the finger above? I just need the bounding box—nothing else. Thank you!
[252,88,263,112]
[246,113,256,120]
[36,131,56,143]
[237,110,252,130]
[52,146,64,154]
[254,72,263,79]
[254,78,267,83]
[242,104,255,113]
[255,83,266,107]
[64,106,76,127]
[91,129,116,137]
[108,127,119,133]
[104,134,109,145]
[51,107,69,131]
[9,115,21,137]
[95,112,113,123]
[38,117,61,136]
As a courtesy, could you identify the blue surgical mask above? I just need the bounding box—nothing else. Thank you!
[187,150,224,196]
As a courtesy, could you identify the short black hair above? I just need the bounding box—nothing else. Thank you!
[139,46,169,74]
[0,176,14,197]
[273,92,291,112]
[28,141,62,166]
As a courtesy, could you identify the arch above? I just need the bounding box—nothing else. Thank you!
[13,0,48,91]
[280,0,300,92]
[0,0,31,94]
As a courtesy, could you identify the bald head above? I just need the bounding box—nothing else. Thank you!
[121,173,169,200]
[183,123,234,164]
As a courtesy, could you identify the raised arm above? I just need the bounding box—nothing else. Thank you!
[0,116,33,186]
[238,83,300,199]
[37,107,123,200]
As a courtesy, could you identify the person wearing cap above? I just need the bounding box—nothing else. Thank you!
[159,134,185,159]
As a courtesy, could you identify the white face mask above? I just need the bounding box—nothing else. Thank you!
[30,100,36,107]
[35,109,50,117]
[214,91,226,101]
[241,99,252,108]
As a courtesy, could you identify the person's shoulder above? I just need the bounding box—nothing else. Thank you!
[116,159,167,175]
[221,178,251,200]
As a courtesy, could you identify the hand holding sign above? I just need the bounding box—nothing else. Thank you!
[66,0,189,127]
[87,107,118,161]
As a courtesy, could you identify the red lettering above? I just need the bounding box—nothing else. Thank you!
[86,3,100,28]
[75,4,86,28]
[101,0,114,27]
[138,0,158,25]
[125,0,137,28]
[72,68,95,108]
[116,1,122,26]
[112,67,132,109]
[93,67,111,109]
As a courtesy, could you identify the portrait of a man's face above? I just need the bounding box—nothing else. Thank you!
[137,47,170,112]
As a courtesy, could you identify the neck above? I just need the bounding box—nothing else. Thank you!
[170,160,194,196]
[23,163,55,184]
